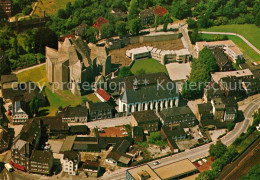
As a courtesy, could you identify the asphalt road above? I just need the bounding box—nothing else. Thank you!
[100,96,260,180]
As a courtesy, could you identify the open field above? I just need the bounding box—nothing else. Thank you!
[110,38,184,66]
[203,24,260,50]
[131,58,169,75]
[34,0,75,17]
[199,33,260,65]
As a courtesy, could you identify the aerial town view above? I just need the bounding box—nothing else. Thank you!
[0,0,260,179]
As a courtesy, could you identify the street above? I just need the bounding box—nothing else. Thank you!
[68,116,132,128]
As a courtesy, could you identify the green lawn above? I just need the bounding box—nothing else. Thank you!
[35,0,75,17]
[131,58,169,75]
[203,24,260,50]
[199,33,260,64]
[233,131,260,153]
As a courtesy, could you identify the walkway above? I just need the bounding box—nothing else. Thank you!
[200,31,260,55]
[13,63,45,74]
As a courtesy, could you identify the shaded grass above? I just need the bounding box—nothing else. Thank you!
[232,131,260,153]
[131,58,169,75]
[203,24,260,50]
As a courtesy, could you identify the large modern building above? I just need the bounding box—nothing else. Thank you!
[46,37,111,95]
[126,159,199,180]
[117,72,179,114]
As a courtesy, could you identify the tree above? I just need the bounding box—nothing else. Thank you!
[86,27,98,43]
[211,158,226,172]
[196,170,217,180]
[128,0,139,20]
[222,147,238,163]
[34,27,58,54]
[128,19,142,35]
[148,132,161,144]
[115,21,128,38]
[57,9,68,19]
[255,11,260,27]
[22,5,32,15]
[171,0,191,19]
[190,28,200,44]
[100,23,114,39]
[29,96,39,117]
[187,18,197,29]
[241,164,260,180]
[209,141,228,159]
[118,66,133,78]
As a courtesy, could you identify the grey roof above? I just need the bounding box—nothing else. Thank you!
[88,102,112,112]
[69,125,89,133]
[159,106,195,122]
[132,110,159,123]
[30,150,52,163]
[63,151,80,161]
[210,47,230,67]
[132,126,144,136]
[197,103,213,115]
[162,125,186,137]
[62,106,88,118]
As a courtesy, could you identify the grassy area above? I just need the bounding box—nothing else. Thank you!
[203,24,260,50]
[232,131,260,153]
[16,64,48,86]
[35,0,75,17]
[131,58,169,75]
[199,33,260,64]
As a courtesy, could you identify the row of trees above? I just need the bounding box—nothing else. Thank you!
[189,0,260,28]
[182,47,218,100]
[0,26,57,70]
[197,141,238,180]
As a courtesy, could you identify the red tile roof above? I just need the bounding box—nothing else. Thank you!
[60,34,76,42]
[96,88,111,101]
[154,5,168,16]
[93,17,109,30]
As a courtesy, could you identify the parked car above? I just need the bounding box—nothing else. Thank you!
[153,161,160,165]
[5,163,13,172]
[198,161,203,166]
[202,158,207,163]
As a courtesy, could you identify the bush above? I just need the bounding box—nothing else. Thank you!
[22,5,32,15]
[37,53,45,63]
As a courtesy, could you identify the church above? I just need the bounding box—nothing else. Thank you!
[46,37,111,95]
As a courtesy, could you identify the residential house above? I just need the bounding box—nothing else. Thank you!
[40,116,69,138]
[95,88,111,102]
[158,106,197,127]
[61,106,88,123]
[139,8,155,25]
[118,72,179,114]
[86,101,113,120]
[0,0,12,21]
[92,16,109,38]
[161,125,186,141]
[11,118,42,171]
[105,138,133,166]
[242,78,260,95]
[0,74,17,90]
[203,82,224,103]
[132,126,144,142]
[131,110,159,132]
[210,47,233,72]
[63,151,81,176]
[69,125,89,135]
[0,126,11,152]
[29,150,53,175]
[153,5,168,17]
[196,103,214,122]
[83,160,100,177]
[218,76,245,97]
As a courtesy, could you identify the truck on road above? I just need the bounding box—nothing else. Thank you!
[4,163,13,172]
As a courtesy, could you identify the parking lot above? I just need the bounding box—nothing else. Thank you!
[98,126,128,137]
[166,63,191,81]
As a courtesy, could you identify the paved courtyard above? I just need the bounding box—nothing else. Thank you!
[166,63,191,81]
[209,129,227,141]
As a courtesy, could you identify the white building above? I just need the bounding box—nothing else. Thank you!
[62,151,81,176]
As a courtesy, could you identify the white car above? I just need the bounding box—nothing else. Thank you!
[198,161,203,166]
[202,159,207,163]
[122,132,128,135]
[153,161,160,165]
